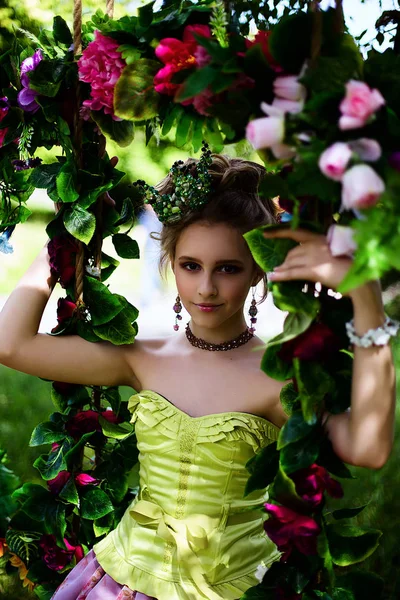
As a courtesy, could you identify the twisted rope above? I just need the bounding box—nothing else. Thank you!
[106,0,115,18]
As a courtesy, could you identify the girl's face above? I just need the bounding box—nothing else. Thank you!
[172,221,259,331]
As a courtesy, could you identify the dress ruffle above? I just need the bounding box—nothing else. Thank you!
[93,535,276,600]
[128,391,280,451]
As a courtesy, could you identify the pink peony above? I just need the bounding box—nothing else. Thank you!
[291,463,343,507]
[264,503,321,561]
[349,138,382,162]
[341,164,385,210]
[273,74,306,102]
[154,24,211,97]
[327,224,358,257]
[78,31,126,119]
[339,80,385,130]
[318,142,352,181]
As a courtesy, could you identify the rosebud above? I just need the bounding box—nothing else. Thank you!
[327,224,357,257]
[318,142,352,181]
[341,164,385,210]
[273,75,307,102]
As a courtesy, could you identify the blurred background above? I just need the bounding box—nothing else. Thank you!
[1,0,400,598]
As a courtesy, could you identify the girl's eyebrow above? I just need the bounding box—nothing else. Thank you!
[178,255,245,266]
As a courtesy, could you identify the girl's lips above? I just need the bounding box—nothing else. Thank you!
[195,304,223,312]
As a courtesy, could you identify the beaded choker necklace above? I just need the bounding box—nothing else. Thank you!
[185,323,254,351]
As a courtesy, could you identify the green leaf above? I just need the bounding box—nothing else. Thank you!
[84,276,124,326]
[63,205,96,245]
[98,415,133,439]
[326,524,382,566]
[33,441,70,480]
[21,489,67,545]
[93,512,115,537]
[245,442,279,496]
[114,59,160,121]
[192,116,205,153]
[118,45,142,65]
[280,433,320,474]
[279,382,299,416]
[277,410,316,449]
[5,530,41,566]
[28,59,67,97]
[269,466,305,508]
[29,162,60,188]
[175,66,218,102]
[176,110,193,148]
[244,225,297,273]
[293,359,335,425]
[29,421,66,447]
[331,505,368,520]
[161,104,184,136]
[91,110,135,147]
[336,570,384,600]
[269,12,312,74]
[332,589,355,600]
[112,233,140,259]
[138,0,155,27]
[56,158,79,203]
[80,487,114,519]
[269,281,320,317]
[93,311,138,345]
[53,16,73,46]
[58,475,79,506]
[103,387,122,415]
[318,438,354,479]
[31,583,57,600]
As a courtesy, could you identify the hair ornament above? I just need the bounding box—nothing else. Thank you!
[132,141,213,223]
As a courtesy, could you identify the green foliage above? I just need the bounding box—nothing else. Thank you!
[114,59,160,121]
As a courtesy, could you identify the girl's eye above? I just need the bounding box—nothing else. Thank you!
[182,262,200,271]
[219,265,241,274]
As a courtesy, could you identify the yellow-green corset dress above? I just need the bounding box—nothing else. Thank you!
[93,390,282,600]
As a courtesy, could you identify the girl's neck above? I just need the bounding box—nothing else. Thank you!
[188,312,249,346]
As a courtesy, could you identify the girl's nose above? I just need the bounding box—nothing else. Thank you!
[198,273,217,297]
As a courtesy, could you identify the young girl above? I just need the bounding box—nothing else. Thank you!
[0,152,396,600]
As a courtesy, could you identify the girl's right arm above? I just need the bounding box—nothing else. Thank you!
[0,242,138,388]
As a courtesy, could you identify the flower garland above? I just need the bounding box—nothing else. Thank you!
[0,2,399,599]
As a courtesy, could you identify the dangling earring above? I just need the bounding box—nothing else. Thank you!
[173,295,183,331]
[248,287,258,334]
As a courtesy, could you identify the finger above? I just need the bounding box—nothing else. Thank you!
[110,156,119,168]
[268,265,318,282]
[263,227,325,244]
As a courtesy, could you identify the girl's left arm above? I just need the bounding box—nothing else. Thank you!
[324,280,396,469]
[263,228,397,469]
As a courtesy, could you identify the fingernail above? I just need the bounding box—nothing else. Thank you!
[267,271,275,280]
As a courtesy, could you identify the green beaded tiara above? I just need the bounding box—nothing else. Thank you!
[132,141,213,224]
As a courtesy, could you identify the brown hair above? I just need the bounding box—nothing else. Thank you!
[152,153,282,302]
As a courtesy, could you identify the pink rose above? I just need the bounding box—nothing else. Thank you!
[273,75,306,102]
[246,116,284,150]
[348,138,382,162]
[341,164,385,210]
[327,224,357,257]
[318,142,352,181]
[339,80,385,130]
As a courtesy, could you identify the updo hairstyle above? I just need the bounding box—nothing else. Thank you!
[153,154,282,301]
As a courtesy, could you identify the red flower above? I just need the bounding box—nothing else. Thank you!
[47,470,71,495]
[154,24,212,97]
[39,534,83,571]
[75,473,100,487]
[51,297,77,334]
[66,409,122,438]
[264,503,321,561]
[245,30,283,72]
[278,322,342,364]
[0,96,9,147]
[291,464,343,507]
[48,235,80,288]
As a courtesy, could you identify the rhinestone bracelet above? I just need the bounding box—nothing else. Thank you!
[345,315,400,348]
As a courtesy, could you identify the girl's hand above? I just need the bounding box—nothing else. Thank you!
[264,227,354,295]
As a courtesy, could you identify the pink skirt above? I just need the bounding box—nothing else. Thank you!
[51,549,156,600]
